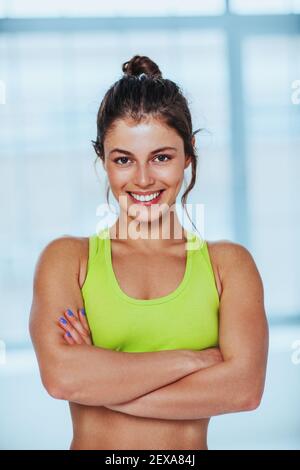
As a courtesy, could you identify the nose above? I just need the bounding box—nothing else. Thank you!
[132,163,155,188]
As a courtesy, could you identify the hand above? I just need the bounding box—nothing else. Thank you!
[57,308,92,345]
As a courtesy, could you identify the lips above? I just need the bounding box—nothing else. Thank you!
[126,190,165,205]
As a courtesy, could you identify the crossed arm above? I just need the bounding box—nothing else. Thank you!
[29,237,215,407]
[103,242,269,420]
[32,237,268,419]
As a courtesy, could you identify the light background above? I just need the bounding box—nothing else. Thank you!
[0,0,299,449]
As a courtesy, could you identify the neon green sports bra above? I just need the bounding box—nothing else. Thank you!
[81,226,220,353]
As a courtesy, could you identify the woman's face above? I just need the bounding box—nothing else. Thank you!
[103,116,192,226]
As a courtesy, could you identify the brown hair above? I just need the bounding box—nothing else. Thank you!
[92,54,202,234]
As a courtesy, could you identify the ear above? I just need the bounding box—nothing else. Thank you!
[184,135,195,169]
[184,155,192,169]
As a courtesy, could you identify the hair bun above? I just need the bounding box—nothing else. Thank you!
[122,55,162,79]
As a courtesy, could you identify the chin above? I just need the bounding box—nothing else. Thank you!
[129,202,170,223]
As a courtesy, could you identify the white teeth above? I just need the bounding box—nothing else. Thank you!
[130,191,161,202]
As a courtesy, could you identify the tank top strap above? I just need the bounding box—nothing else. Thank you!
[85,234,97,268]
[87,227,108,265]
[186,230,215,279]
[201,241,215,277]
[194,237,218,290]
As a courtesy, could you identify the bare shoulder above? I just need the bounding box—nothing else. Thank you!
[34,235,89,284]
[206,239,255,264]
[29,235,90,389]
[37,235,88,263]
[30,235,90,339]
[206,239,263,295]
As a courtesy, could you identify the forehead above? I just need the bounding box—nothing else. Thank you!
[104,117,182,150]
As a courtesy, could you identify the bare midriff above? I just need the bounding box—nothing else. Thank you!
[69,403,209,450]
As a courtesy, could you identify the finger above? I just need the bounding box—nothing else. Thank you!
[78,309,92,345]
[64,331,75,345]
[58,316,84,344]
[64,309,92,344]
[78,308,90,333]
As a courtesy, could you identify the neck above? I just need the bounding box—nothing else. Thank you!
[109,210,188,251]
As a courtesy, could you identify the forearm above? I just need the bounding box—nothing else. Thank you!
[106,360,259,420]
[51,344,200,406]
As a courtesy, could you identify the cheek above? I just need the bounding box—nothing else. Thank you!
[164,168,185,190]
[106,167,129,188]
[156,165,184,184]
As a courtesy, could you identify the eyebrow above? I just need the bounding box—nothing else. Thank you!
[108,146,178,156]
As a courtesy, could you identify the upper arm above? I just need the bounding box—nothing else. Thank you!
[29,236,86,396]
[214,241,269,403]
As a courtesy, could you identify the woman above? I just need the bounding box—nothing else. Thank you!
[29,55,269,450]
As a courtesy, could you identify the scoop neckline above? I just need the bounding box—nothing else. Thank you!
[103,227,197,305]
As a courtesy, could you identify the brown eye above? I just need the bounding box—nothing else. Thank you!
[114,156,131,165]
[153,154,171,162]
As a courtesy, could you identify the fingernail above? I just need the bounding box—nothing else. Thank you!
[67,309,74,317]
[60,317,67,324]
[66,331,72,337]
[80,308,86,316]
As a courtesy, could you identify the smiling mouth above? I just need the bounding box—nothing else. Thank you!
[126,190,165,205]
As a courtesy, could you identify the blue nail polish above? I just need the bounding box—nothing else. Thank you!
[80,308,86,316]
[67,309,74,317]
[60,317,67,324]
[66,331,72,337]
